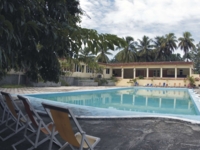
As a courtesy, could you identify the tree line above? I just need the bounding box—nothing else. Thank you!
[96,32,195,63]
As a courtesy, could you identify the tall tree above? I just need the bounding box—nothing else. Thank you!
[178,32,195,62]
[153,36,165,61]
[137,36,153,62]
[95,34,127,63]
[75,47,95,64]
[0,0,83,82]
[0,0,126,82]
[115,36,137,63]
[163,33,177,61]
[170,53,183,61]
[190,43,200,73]
[96,48,112,63]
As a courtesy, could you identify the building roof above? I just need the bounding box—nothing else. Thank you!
[99,61,193,67]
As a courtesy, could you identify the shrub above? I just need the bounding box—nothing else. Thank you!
[110,76,119,83]
[138,75,144,79]
[60,79,69,86]
[94,78,108,86]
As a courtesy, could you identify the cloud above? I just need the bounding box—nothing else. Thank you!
[79,0,200,57]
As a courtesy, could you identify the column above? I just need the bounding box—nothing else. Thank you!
[160,68,163,78]
[121,68,124,79]
[133,68,136,79]
[84,65,86,73]
[189,68,192,76]
[146,68,149,78]
[175,67,177,79]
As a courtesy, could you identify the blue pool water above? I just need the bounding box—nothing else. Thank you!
[27,87,198,116]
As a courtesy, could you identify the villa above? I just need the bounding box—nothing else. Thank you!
[71,61,200,87]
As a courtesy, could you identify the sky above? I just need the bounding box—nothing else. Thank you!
[79,0,200,58]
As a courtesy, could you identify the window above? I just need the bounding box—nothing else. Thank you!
[180,69,183,75]
[74,64,81,72]
[106,68,110,74]
[86,66,93,73]
[153,70,160,77]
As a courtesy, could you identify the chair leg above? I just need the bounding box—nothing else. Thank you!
[12,138,26,150]
[59,142,74,150]
[0,124,25,141]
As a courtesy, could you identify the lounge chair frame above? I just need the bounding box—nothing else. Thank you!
[42,102,101,150]
[0,94,10,125]
[0,92,34,141]
[12,95,62,150]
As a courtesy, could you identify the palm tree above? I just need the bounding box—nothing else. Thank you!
[115,36,137,63]
[137,36,153,62]
[96,47,112,63]
[153,36,165,61]
[163,33,177,61]
[191,42,200,73]
[153,33,177,61]
[170,53,183,61]
[178,32,195,61]
[77,47,95,64]
[95,34,127,63]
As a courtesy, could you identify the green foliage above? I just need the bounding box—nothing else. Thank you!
[0,0,82,82]
[94,78,108,86]
[137,36,153,62]
[138,75,144,79]
[133,78,137,82]
[115,36,137,63]
[0,85,26,88]
[60,79,69,86]
[110,76,119,83]
[178,32,195,62]
[187,76,195,87]
[0,0,126,81]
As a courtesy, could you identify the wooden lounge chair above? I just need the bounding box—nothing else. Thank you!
[42,102,101,150]
[0,92,34,141]
[13,95,62,150]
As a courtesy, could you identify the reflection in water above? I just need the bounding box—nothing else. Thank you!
[29,88,197,115]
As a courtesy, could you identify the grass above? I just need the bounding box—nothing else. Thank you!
[0,84,26,88]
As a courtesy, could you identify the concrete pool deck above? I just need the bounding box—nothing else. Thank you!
[1,86,200,149]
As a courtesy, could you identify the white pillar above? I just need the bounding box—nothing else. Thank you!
[175,67,177,79]
[146,68,149,78]
[189,68,192,76]
[133,68,136,79]
[121,68,124,79]
[160,68,163,78]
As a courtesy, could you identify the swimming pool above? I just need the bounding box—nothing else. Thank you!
[26,87,200,121]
